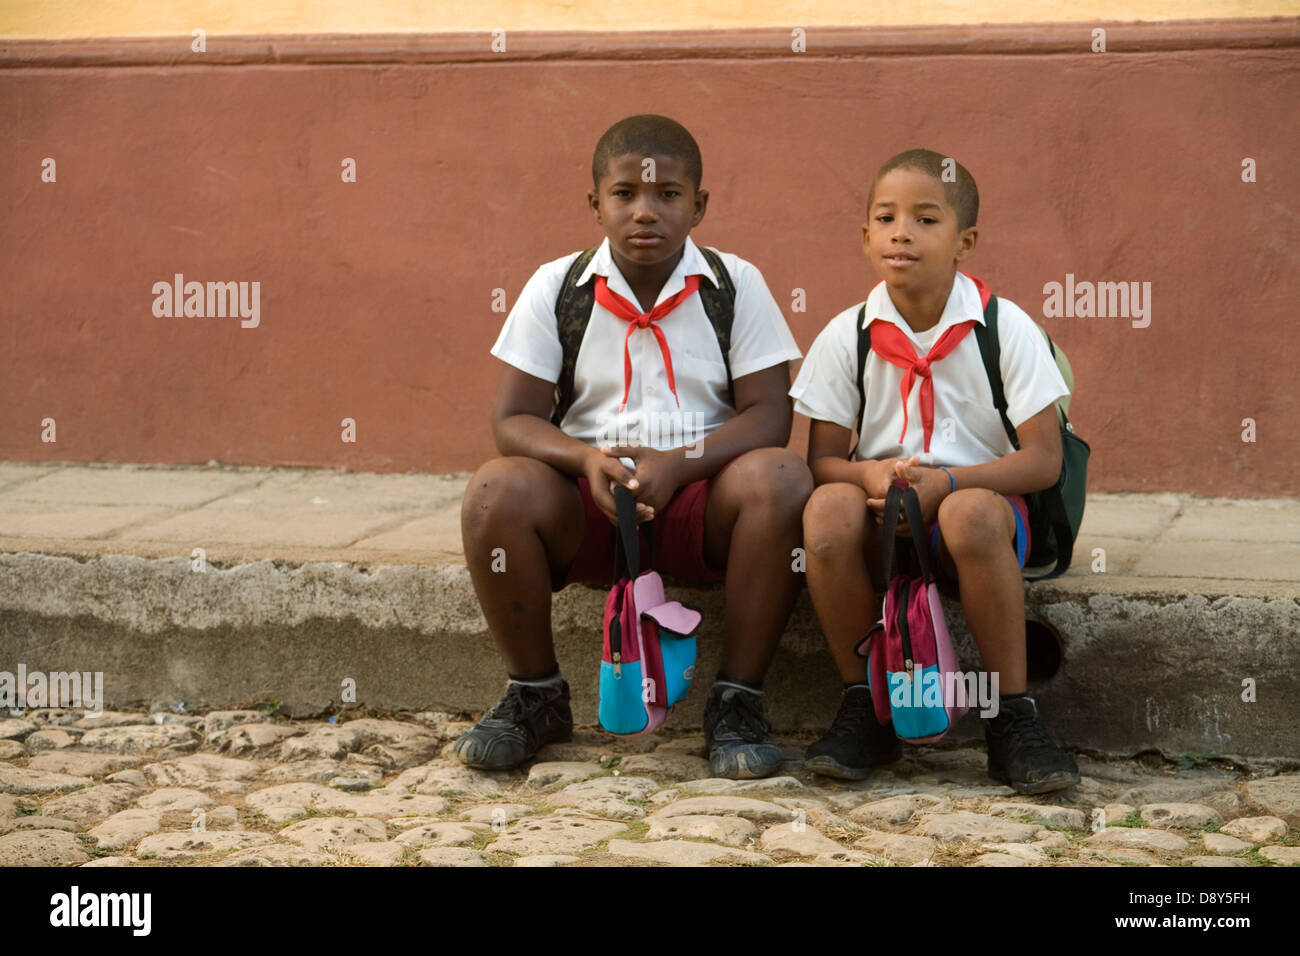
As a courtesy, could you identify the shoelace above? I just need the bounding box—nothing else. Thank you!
[826,689,876,739]
[716,690,771,742]
[485,683,547,723]
[999,707,1058,760]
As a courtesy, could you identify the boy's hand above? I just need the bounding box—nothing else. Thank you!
[585,448,650,525]
[858,455,920,501]
[602,445,682,523]
[866,459,950,536]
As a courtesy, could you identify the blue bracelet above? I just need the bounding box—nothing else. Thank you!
[938,466,956,492]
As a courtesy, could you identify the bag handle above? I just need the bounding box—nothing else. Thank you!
[879,479,935,586]
[612,484,642,579]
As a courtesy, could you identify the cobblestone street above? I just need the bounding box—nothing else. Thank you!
[2,709,1297,867]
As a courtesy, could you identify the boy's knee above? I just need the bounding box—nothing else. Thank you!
[461,457,537,530]
[937,489,1013,555]
[726,447,813,514]
[803,483,866,555]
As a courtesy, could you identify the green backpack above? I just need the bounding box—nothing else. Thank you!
[549,245,737,428]
[855,276,1089,579]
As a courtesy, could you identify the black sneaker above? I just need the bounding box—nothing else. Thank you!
[804,685,902,780]
[702,685,783,780]
[452,679,572,771]
[984,696,1080,795]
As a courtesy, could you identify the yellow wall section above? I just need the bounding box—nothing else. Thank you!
[3,0,1297,38]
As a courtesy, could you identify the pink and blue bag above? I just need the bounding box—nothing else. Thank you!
[855,480,969,743]
[599,487,702,736]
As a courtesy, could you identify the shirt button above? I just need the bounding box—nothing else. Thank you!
[646,386,657,394]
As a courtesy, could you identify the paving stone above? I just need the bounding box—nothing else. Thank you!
[258,757,372,785]
[0,829,90,865]
[0,718,40,739]
[676,776,806,796]
[1138,803,1222,830]
[326,766,384,791]
[79,856,141,867]
[25,729,80,752]
[1188,856,1254,867]
[78,725,200,754]
[1220,815,1287,844]
[852,829,939,865]
[136,830,274,861]
[6,815,79,832]
[1082,847,1161,866]
[418,847,491,866]
[645,815,757,847]
[1086,828,1189,852]
[490,811,626,856]
[1242,775,1300,827]
[459,804,536,826]
[1118,775,1241,808]
[847,794,950,829]
[981,842,1048,862]
[514,854,580,867]
[759,822,845,857]
[1103,803,1137,825]
[648,796,792,825]
[104,770,148,787]
[393,823,481,848]
[526,761,604,789]
[146,753,266,784]
[1202,833,1251,854]
[813,848,890,866]
[201,710,272,737]
[547,776,658,819]
[0,741,23,759]
[617,753,712,781]
[1259,846,1300,865]
[1033,831,1070,848]
[988,802,1086,830]
[74,712,154,729]
[915,811,1039,844]
[209,723,303,757]
[27,752,144,777]
[86,809,164,852]
[136,787,215,810]
[312,787,451,820]
[42,783,141,826]
[159,805,238,829]
[607,838,769,866]
[217,845,332,867]
[326,842,407,866]
[0,765,94,795]
[281,816,387,851]
[1200,790,1244,816]
[974,853,1029,867]
[392,763,512,796]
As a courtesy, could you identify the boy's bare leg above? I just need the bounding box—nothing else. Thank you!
[460,456,588,677]
[802,482,883,684]
[701,447,813,683]
[934,489,1025,694]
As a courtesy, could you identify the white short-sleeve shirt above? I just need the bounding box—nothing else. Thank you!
[789,272,1068,467]
[492,236,802,450]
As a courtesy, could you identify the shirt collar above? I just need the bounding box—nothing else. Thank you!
[863,272,986,343]
[577,235,719,303]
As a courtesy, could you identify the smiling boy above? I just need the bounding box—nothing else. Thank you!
[457,115,809,778]
[791,149,1080,793]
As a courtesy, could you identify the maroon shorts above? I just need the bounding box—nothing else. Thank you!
[552,463,735,591]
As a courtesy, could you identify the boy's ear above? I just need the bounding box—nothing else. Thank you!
[954,225,978,263]
[691,187,709,227]
[588,188,602,224]
[860,222,872,256]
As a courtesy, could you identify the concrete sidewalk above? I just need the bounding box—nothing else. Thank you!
[1,462,1297,760]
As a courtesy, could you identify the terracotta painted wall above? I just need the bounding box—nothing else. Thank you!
[2,24,1297,495]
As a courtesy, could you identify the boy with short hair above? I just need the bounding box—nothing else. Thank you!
[458,115,810,779]
[790,149,1080,794]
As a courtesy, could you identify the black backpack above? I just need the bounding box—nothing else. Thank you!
[853,283,1089,579]
[550,246,737,427]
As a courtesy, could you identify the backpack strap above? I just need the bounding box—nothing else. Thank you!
[551,245,736,427]
[551,247,600,428]
[855,304,871,438]
[697,246,737,405]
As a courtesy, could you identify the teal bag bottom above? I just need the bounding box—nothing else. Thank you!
[879,664,951,740]
[598,659,647,735]
[659,634,697,706]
